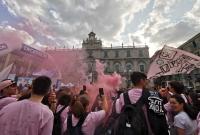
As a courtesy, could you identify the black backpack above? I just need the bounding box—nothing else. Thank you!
[94,100,119,135]
[111,91,148,135]
[65,113,88,135]
[52,106,67,135]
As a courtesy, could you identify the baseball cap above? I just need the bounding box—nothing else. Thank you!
[0,80,16,91]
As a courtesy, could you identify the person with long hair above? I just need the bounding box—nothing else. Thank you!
[63,94,108,135]
[170,94,197,135]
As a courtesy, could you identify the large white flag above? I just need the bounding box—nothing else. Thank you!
[147,46,200,79]
[0,64,13,81]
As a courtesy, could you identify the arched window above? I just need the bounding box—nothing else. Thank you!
[139,62,146,72]
[126,63,133,71]
[114,62,121,73]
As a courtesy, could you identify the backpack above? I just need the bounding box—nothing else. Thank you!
[52,106,67,135]
[111,91,148,135]
[65,113,88,135]
[94,100,119,135]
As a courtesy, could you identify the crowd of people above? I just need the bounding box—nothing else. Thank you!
[0,72,200,135]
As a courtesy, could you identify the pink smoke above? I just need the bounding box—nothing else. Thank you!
[0,25,34,55]
[38,48,88,86]
[86,60,122,107]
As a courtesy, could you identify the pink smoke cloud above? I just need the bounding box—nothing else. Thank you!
[39,48,88,86]
[86,60,122,107]
[0,25,35,56]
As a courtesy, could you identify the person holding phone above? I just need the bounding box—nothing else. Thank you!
[63,92,109,135]
[91,88,104,112]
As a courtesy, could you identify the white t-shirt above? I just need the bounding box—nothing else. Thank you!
[63,110,106,135]
[0,100,54,135]
[0,97,17,110]
[174,111,197,135]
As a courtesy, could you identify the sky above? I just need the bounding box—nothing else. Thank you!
[0,0,200,56]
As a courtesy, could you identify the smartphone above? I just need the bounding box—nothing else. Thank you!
[99,88,104,97]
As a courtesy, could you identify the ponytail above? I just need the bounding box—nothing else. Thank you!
[184,104,198,120]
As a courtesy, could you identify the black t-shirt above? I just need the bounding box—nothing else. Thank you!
[143,90,169,135]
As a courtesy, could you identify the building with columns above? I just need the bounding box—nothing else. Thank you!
[82,32,150,81]
[45,32,150,85]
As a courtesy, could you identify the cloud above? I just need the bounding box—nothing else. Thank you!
[1,0,199,57]
[0,25,34,46]
[128,0,200,56]
[130,35,142,44]
[185,0,200,24]
[150,21,200,47]
[2,0,150,48]
[149,0,200,48]
[128,0,179,46]
[0,24,49,51]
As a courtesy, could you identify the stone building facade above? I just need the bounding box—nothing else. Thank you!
[45,32,150,85]
[179,33,200,56]
[82,32,150,80]
[178,33,200,89]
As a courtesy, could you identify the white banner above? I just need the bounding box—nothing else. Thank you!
[21,44,48,59]
[147,46,200,79]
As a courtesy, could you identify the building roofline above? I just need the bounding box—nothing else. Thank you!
[46,45,149,51]
[178,33,200,48]
[102,45,148,49]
